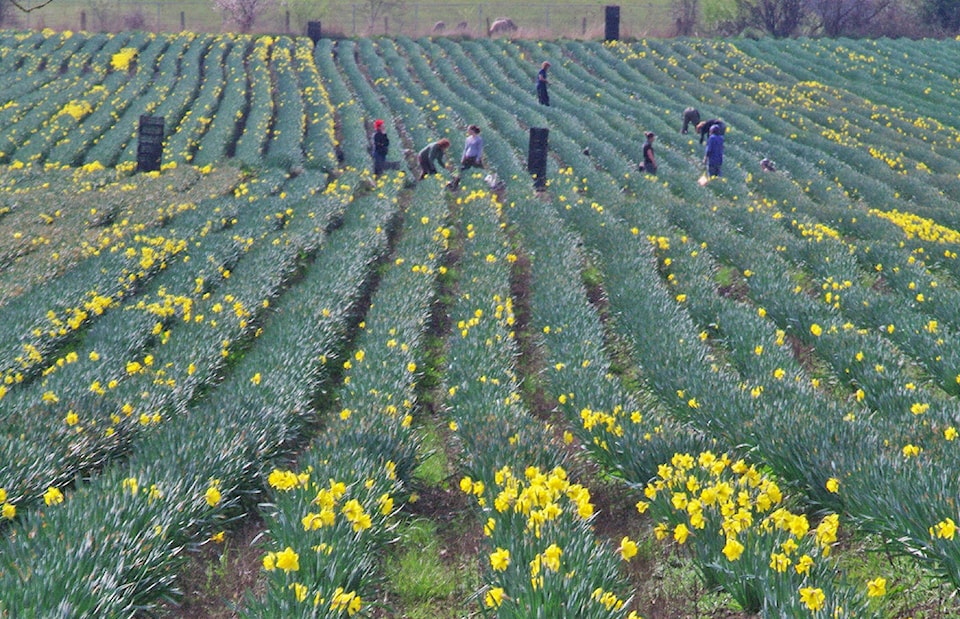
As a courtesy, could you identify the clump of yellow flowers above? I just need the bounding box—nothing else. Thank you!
[464,465,639,618]
[638,451,881,616]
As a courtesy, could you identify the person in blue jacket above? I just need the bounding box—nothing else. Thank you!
[704,124,724,177]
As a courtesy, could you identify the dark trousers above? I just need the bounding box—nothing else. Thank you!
[708,162,722,177]
[460,156,483,171]
[419,153,437,178]
[537,83,549,106]
[373,152,386,176]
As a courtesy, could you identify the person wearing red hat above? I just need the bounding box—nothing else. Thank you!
[372,119,389,176]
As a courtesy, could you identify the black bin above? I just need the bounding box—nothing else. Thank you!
[605,5,620,42]
[307,21,322,45]
[528,127,549,190]
[137,115,164,172]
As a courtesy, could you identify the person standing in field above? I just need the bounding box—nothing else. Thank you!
[696,118,725,144]
[640,131,657,175]
[681,107,700,134]
[537,61,551,106]
[418,138,451,180]
[704,124,724,177]
[460,125,484,171]
[371,119,389,177]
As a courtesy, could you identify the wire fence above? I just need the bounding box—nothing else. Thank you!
[9,1,676,39]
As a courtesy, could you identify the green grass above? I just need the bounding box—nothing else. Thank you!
[385,518,480,618]
[413,424,449,487]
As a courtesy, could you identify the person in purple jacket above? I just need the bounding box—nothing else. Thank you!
[704,124,724,177]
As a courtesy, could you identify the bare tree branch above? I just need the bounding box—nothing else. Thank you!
[7,0,57,12]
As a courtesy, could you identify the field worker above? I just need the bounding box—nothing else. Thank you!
[418,138,451,180]
[371,119,389,176]
[760,157,777,172]
[640,131,657,175]
[537,61,551,106]
[704,124,724,177]
[681,107,700,134]
[460,125,484,170]
[696,118,725,144]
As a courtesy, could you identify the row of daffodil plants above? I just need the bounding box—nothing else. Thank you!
[263,38,306,170]
[384,39,645,617]
[0,30,338,174]
[0,30,100,137]
[0,167,324,516]
[426,36,705,483]
[164,36,233,165]
[232,36,274,167]
[584,37,956,406]
[0,31,132,165]
[540,34,960,592]
[614,40,960,414]
[0,176,201,388]
[0,170,404,615]
[553,37,960,422]
[15,33,154,165]
[520,37,952,596]
[84,33,191,168]
[124,33,213,165]
[243,36,422,616]
[296,37,339,172]
[44,33,164,168]
[249,171,441,617]
[0,164,259,473]
[435,38,883,612]
[444,186,636,618]
[191,36,250,166]
[0,160,240,305]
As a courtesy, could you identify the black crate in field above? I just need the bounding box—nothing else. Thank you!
[137,115,164,172]
[605,5,620,41]
[307,21,322,45]
[528,127,548,190]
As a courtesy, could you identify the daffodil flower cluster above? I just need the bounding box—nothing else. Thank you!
[639,451,877,616]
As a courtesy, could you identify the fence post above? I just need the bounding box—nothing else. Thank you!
[545,6,549,30]
[384,16,388,34]
[80,10,86,30]
[352,4,356,34]
[180,11,185,31]
[285,10,290,32]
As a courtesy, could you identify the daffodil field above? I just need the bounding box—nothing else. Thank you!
[3,26,960,617]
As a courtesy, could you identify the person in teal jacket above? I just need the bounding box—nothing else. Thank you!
[418,138,451,180]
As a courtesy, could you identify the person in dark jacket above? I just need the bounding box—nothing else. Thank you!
[640,131,657,175]
[537,61,551,106]
[371,119,389,176]
[704,124,724,177]
[418,138,451,180]
[681,107,700,134]
[696,118,725,144]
